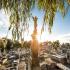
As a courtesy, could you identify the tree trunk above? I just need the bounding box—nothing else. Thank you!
[31,40,40,70]
[31,40,39,65]
[31,16,40,70]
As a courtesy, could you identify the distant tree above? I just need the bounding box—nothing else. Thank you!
[52,40,60,51]
[0,39,4,52]
[13,40,21,49]
[61,43,70,53]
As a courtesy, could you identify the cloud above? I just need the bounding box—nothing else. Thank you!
[0,10,10,27]
[0,10,11,39]
[55,33,70,43]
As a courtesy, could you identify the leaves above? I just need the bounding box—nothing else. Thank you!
[0,0,70,40]
[67,0,70,5]
[0,0,35,41]
[37,0,70,33]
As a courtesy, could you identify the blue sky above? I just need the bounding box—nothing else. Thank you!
[30,7,70,43]
[0,7,70,43]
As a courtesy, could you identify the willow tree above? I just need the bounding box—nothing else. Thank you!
[0,0,70,42]
[0,0,70,68]
[0,1,35,69]
[0,0,35,41]
[38,0,70,33]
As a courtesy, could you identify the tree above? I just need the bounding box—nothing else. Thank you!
[52,40,60,51]
[0,0,35,41]
[31,16,40,67]
[0,39,4,52]
[0,0,70,69]
[38,0,70,33]
[0,0,70,38]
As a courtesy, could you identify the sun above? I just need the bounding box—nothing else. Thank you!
[36,34,47,43]
[36,33,56,43]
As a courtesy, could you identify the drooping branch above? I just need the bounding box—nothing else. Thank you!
[0,0,70,38]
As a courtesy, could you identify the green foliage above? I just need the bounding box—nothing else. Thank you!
[0,0,35,41]
[0,38,21,50]
[13,40,21,48]
[38,0,69,33]
[0,39,4,48]
[0,0,70,40]
[23,41,31,49]
[52,40,60,50]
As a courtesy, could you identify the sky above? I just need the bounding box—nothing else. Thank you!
[0,7,70,43]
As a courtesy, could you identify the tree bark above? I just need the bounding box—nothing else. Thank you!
[31,16,40,70]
